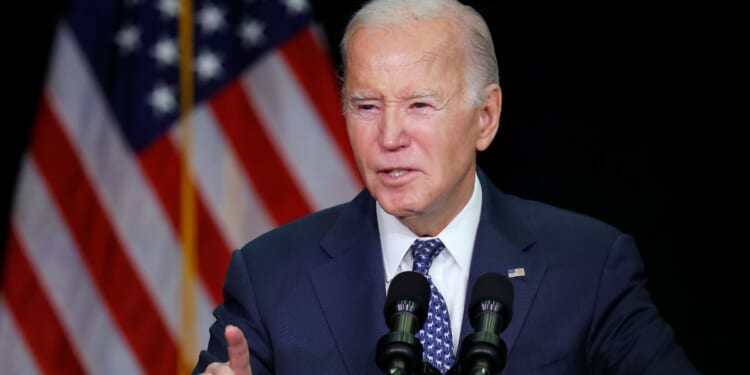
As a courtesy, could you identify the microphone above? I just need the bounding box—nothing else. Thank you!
[453,272,514,375]
[376,271,431,375]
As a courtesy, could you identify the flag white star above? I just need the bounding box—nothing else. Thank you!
[148,83,176,115]
[197,4,226,34]
[156,0,179,18]
[283,0,308,14]
[114,24,140,55]
[238,19,265,47]
[151,36,178,67]
[195,50,222,82]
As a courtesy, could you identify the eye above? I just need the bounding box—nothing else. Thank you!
[411,102,430,109]
[350,102,380,119]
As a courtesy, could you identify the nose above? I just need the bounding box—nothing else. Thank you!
[378,106,409,151]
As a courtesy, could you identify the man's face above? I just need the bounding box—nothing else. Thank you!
[343,18,500,235]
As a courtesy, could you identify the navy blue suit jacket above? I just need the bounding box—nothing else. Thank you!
[194,171,699,374]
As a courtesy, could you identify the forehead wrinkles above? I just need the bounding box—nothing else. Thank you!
[345,19,466,100]
[349,45,462,98]
[393,50,463,105]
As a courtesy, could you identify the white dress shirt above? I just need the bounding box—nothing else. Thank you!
[378,173,482,352]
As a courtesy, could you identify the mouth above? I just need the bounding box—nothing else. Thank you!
[385,169,408,177]
[376,167,418,184]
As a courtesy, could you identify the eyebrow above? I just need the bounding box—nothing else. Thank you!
[349,93,378,102]
[407,89,440,100]
[349,90,440,102]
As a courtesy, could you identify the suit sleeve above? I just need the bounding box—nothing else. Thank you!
[587,234,701,374]
[192,250,274,375]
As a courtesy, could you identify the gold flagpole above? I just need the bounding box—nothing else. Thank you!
[178,0,197,373]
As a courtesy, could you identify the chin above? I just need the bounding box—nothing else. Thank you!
[378,197,420,218]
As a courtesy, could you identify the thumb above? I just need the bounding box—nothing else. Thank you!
[225,325,253,375]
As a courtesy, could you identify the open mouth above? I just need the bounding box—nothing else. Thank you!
[378,168,417,183]
[386,169,408,177]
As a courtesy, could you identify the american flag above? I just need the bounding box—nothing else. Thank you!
[507,267,526,278]
[0,0,361,373]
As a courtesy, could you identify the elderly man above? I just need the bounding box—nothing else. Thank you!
[194,1,699,374]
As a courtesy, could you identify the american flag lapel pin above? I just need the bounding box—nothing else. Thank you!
[507,267,526,278]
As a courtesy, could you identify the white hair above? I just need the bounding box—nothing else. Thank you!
[340,0,499,107]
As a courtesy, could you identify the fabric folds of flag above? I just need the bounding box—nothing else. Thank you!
[0,0,361,374]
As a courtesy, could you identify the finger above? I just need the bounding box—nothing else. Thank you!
[203,361,234,375]
[225,325,252,375]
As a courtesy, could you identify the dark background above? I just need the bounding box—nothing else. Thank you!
[3,1,733,373]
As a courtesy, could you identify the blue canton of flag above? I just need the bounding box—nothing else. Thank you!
[71,0,311,152]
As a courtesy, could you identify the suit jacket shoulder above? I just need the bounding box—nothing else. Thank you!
[473,171,698,374]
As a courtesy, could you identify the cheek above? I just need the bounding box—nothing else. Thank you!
[417,119,464,154]
[346,124,375,163]
[432,117,478,167]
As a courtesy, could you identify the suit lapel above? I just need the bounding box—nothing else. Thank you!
[459,172,548,357]
[462,220,547,357]
[310,191,387,374]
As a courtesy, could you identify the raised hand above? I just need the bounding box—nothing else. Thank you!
[200,325,253,375]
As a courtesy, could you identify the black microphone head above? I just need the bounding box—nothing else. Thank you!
[469,272,514,330]
[384,271,430,327]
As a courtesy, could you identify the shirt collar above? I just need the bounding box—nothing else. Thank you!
[378,173,483,282]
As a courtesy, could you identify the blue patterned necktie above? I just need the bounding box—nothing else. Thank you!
[411,238,456,374]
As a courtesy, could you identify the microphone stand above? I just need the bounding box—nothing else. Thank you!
[377,333,422,375]
[450,332,507,375]
[381,361,441,375]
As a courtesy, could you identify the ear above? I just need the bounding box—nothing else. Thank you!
[475,84,502,151]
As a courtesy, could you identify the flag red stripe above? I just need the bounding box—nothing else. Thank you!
[209,81,313,225]
[279,28,361,184]
[138,136,230,302]
[30,98,176,375]
[2,229,87,375]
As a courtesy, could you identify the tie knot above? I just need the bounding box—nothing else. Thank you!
[411,238,445,275]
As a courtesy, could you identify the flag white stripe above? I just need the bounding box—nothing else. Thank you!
[0,298,42,375]
[12,158,143,375]
[244,51,361,211]
[170,107,274,249]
